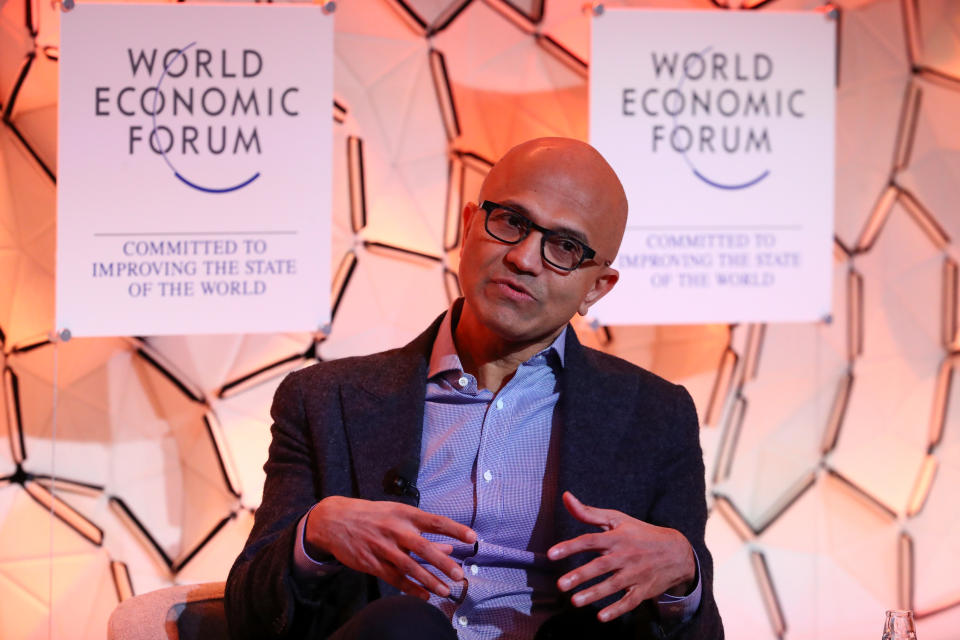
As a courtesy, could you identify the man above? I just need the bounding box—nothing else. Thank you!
[226,138,723,639]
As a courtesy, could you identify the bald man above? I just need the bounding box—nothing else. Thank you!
[226,138,723,640]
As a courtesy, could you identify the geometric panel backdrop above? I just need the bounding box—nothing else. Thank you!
[1,0,959,638]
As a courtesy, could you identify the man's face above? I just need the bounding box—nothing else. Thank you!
[457,141,624,345]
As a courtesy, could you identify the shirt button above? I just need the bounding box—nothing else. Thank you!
[496,398,504,410]
[470,564,479,575]
[458,376,468,388]
[458,615,468,627]
[483,470,493,482]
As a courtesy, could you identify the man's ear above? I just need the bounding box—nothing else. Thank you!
[461,202,477,245]
[578,268,619,316]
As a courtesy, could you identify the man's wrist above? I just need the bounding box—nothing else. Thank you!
[302,501,336,562]
[656,547,702,623]
[665,532,697,596]
[665,559,697,597]
[291,505,342,582]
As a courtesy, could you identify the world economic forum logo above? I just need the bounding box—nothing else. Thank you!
[95,41,301,194]
[622,46,806,191]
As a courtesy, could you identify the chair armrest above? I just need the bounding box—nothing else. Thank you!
[107,581,227,640]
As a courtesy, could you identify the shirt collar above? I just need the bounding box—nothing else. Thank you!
[427,301,567,379]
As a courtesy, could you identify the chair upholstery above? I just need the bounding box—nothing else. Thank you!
[107,581,228,640]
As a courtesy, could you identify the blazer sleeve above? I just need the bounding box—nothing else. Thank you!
[645,384,723,640]
[224,369,372,640]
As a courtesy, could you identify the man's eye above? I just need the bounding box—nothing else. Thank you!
[504,213,526,228]
[553,237,580,254]
[494,211,526,229]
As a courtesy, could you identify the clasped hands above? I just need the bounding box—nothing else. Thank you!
[305,491,695,622]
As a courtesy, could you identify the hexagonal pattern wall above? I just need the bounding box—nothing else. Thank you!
[1,0,959,638]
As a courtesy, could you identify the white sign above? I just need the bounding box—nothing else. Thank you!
[57,4,333,336]
[590,9,836,324]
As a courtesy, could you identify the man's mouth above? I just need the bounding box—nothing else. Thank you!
[490,278,535,301]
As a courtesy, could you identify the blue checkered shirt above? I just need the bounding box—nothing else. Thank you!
[416,311,567,639]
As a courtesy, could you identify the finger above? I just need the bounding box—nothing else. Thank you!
[415,511,477,544]
[406,535,464,582]
[384,547,452,598]
[597,587,646,623]
[557,555,617,592]
[404,536,455,560]
[569,571,631,608]
[562,492,619,529]
[548,531,611,561]
[381,565,431,601]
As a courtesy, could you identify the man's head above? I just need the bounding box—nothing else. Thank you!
[458,137,628,345]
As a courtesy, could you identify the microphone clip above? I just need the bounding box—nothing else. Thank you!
[383,463,421,506]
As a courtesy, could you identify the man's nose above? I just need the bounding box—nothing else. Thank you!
[504,231,543,274]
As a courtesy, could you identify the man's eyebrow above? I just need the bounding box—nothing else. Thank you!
[499,200,591,245]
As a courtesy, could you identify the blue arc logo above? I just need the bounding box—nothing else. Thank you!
[673,46,770,191]
[150,42,261,194]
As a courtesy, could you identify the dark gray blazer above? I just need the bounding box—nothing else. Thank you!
[225,313,723,639]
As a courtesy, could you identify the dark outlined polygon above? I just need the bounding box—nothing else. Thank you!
[5,48,56,177]
[599,323,730,427]
[755,470,901,637]
[318,241,448,361]
[0,124,55,347]
[711,252,850,532]
[538,0,712,70]
[832,197,945,514]
[904,350,960,619]
[0,0,34,110]
[908,0,960,84]
[142,332,313,400]
[6,337,237,573]
[499,0,545,25]
[706,497,781,640]
[0,483,120,639]
[390,0,472,36]
[335,0,449,259]
[443,150,492,251]
[212,364,316,509]
[896,77,960,243]
[431,0,587,165]
[831,0,911,247]
[173,507,254,585]
[429,48,460,141]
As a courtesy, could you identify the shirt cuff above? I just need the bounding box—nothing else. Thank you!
[654,547,701,624]
[291,504,342,581]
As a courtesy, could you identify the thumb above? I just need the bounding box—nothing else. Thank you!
[562,491,614,529]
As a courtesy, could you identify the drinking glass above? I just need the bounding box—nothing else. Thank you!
[882,610,917,640]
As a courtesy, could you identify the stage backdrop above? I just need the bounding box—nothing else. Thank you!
[591,8,836,324]
[0,1,959,639]
[57,3,333,336]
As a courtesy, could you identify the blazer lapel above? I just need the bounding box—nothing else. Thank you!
[554,329,638,554]
[340,315,444,504]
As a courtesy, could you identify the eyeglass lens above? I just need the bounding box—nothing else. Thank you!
[486,208,584,270]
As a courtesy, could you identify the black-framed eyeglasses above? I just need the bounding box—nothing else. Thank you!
[479,201,597,271]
